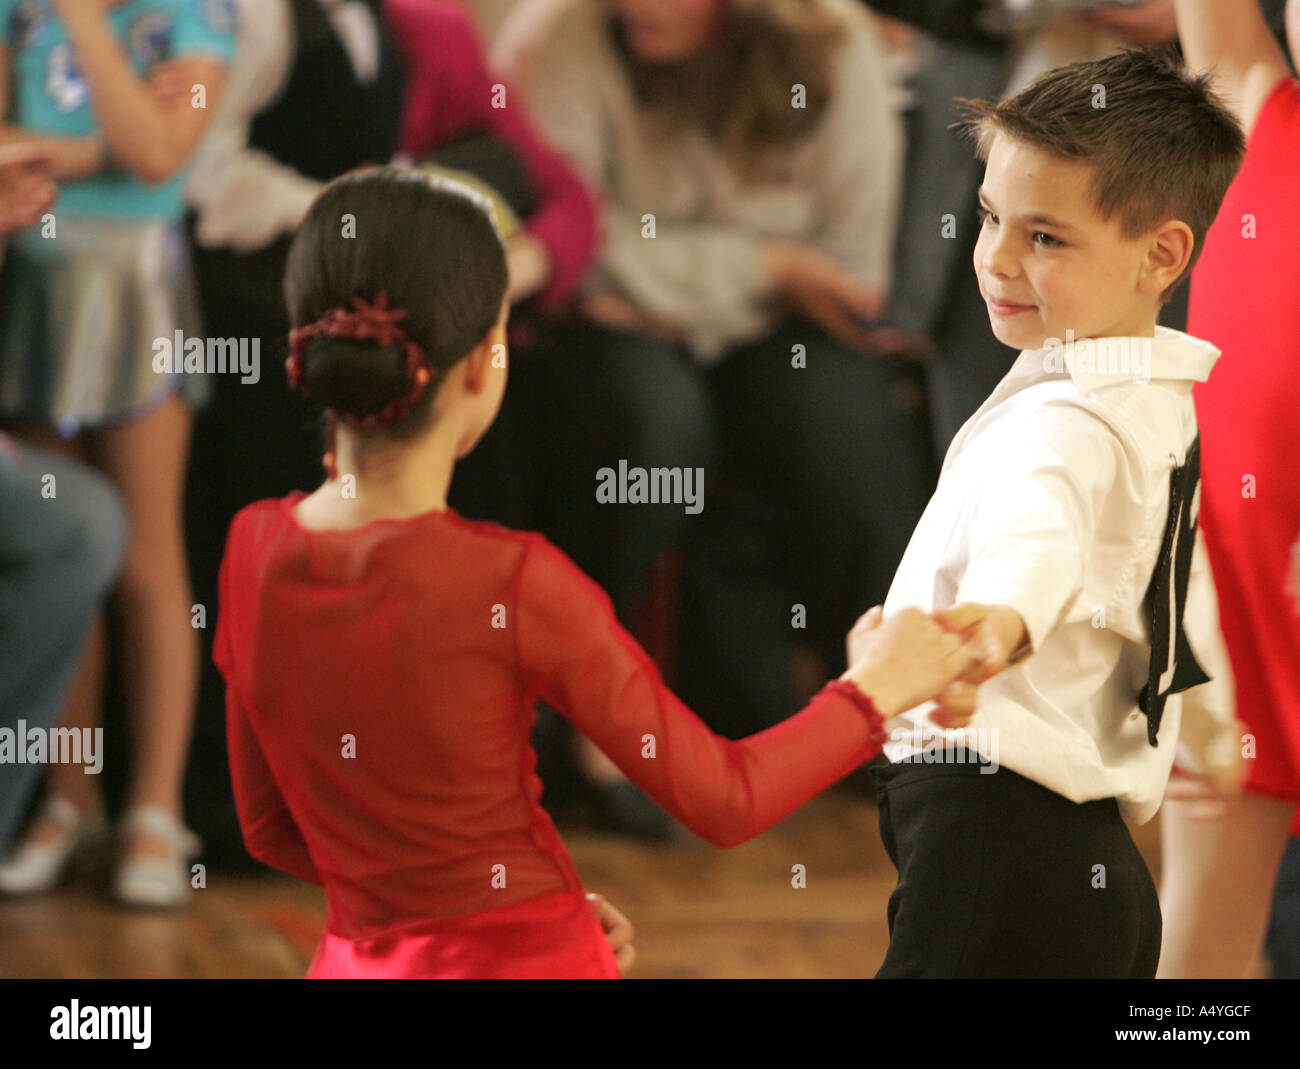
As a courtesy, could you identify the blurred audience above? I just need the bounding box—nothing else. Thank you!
[498,0,930,744]
[0,144,128,861]
[0,0,235,907]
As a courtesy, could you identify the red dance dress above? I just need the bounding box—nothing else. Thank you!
[1188,78,1300,826]
[213,492,887,978]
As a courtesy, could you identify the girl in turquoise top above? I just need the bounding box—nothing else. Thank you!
[0,0,234,907]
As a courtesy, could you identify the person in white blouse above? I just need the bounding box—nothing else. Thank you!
[182,0,381,253]
[850,48,1247,977]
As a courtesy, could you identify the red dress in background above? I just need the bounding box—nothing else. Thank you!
[1188,78,1300,825]
[213,492,885,978]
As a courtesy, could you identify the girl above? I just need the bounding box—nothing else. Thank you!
[1161,0,1300,978]
[0,0,234,906]
[213,166,986,978]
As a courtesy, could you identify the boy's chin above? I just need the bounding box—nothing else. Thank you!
[987,315,1047,352]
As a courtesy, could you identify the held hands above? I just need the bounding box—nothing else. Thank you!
[843,602,1030,727]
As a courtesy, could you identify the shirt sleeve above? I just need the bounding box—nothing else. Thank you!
[512,536,885,848]
[1173,526,1241,774]
[170,0,239,63]
[185,0,323,251]
[214,520,322,885]
[955,402,1126,652]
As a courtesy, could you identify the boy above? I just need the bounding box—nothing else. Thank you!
[858,48,1246,978]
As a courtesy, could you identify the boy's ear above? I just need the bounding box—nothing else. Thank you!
[1143,220,1195,295]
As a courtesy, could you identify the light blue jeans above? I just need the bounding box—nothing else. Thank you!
[0,432,126,855]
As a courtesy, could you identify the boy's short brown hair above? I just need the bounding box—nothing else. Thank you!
[954,48,1246,301]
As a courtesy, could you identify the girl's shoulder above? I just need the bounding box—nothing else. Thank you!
[245,489,566,566]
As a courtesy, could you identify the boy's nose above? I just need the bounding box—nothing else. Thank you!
[980,231,1019,281]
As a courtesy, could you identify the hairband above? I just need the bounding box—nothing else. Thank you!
[286,292,435,479]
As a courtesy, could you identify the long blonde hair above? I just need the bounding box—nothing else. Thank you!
[606,0,848,183]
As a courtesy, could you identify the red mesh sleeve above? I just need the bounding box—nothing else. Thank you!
[216,528,323,885]
[512,537,884,847]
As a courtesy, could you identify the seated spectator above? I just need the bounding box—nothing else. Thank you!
[498,0,931,741]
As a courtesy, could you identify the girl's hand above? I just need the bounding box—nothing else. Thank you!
[842,606,981,723]
[1163,751,1244,821]
[0,143,56,233]
[147,60,193,110]
[587,892,635,975]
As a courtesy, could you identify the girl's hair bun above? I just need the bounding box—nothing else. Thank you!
[298,334,411,423]
[284,165,509,439]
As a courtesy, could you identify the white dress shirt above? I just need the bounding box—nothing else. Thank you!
[185,0,382,252]
[882,325,1239,824]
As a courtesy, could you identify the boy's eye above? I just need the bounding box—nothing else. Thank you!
[976,206,995,226]
[1033,231,1064,248]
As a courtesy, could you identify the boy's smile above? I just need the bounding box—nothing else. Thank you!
[974,133,1179,352]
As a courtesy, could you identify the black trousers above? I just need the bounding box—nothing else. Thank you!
[872,760,1162,978]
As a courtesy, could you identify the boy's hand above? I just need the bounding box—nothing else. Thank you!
[587,892,635,975]
[843,606,982,724]
[931,603,1030,680]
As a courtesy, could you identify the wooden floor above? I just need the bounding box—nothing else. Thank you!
[0,787,1177,979]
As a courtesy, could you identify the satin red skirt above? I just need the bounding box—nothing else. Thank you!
[306,891,621,979]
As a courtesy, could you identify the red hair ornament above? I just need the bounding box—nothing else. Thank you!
[286,292,435,480]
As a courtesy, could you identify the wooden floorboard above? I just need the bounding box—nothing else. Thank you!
[0,789,1172,978]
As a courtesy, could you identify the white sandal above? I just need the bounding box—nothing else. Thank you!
[0,794,108,896]
[113,806,202,909]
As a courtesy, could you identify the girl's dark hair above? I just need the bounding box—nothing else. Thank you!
[284,166,509,442]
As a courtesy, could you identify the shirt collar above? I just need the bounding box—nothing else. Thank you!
[1011,326,1221,396]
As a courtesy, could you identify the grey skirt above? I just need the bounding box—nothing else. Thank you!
[0,216,210,434]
